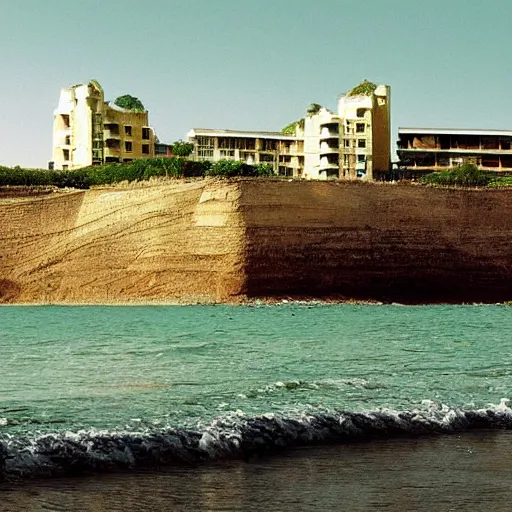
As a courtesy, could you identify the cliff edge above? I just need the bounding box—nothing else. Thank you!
[1,180,511,304]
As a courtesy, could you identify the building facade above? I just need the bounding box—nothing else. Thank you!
[397,128,512,174]
[303,83,391,180]
[187,128,305,177]
[52,80,156,170]
[188,81,391,180]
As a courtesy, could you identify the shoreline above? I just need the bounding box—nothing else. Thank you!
[1,297,511,307]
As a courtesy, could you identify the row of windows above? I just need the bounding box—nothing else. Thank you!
[343,139,367,148]
[104,124,151,139]
[343,154,367,164]
[61,142,150,160]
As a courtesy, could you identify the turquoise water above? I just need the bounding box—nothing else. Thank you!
[1,304,511,435]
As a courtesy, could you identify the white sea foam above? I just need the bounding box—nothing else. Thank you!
[2,400,512,481]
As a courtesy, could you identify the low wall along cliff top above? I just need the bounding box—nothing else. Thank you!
[0,180,511,304]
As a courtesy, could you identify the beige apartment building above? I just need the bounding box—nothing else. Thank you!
[397,127,512,173]
[52,80,155,170]
[187,128,305,177]
[188,81,391,180]
[303,83,391,180]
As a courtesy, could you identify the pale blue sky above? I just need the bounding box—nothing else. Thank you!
[0,0,511,168]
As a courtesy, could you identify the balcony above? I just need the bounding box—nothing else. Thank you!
[320,142,339,154]
[105,140,121,157]
[320,126,340,140]
[104,123,120,140]
[320,155,339,170]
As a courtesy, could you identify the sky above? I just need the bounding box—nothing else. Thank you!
[1,0,511,168]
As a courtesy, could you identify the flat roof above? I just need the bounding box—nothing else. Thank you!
[399,127,512,137]
[187,128,298,141]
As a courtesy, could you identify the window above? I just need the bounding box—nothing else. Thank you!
[124,125,132,136]
[142,127,150,140]
[65,135,71,145]
[63,149,70,161]
[197,136,214,159]
[356,108,366,118]
[220,149,235,159]
[125,141,132,152]
[260,139,277,151]
[62,165,68,171]
[356,123,365,133]
[357,154,366,163]
[344,139,351,148]
[357,139,366,148]
[142,144,150,154]
[218,137,236,150]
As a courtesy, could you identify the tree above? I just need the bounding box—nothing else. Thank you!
[346,80,377,97]
[113,95,145,112]
[171,140,194,157]
[281,118,305,135]
[306,103,322,115]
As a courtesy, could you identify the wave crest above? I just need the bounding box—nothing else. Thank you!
[2,400,512,481]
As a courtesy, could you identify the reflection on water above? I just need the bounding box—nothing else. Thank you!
[2,430,512,512]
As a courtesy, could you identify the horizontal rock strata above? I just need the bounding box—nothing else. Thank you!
[1,180,511,304]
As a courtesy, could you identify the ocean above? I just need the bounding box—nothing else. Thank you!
[1,304,512,511]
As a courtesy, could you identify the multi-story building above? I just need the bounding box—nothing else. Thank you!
[397,128,512,174]
[188,81,391,180]
[303,82,391,180]
[52,80,156,170]
[187,128,305,177]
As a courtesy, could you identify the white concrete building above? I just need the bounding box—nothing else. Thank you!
[188,81,391,181]
[303,82,391,180]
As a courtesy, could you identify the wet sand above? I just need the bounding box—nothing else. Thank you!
[2,430,512,512]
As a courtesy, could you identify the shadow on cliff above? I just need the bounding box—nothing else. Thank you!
[244,229,512,304]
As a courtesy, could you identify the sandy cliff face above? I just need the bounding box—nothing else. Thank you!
[1,179,511,304]
[0,181,245,303]
[240,181,512,303]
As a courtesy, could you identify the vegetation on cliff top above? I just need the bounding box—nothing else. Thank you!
[421,164,492,187]
[0,159,274,190]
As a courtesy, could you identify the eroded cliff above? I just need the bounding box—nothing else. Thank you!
[1,179,511,304]
[0,181,246,303]
[241,181,512,303]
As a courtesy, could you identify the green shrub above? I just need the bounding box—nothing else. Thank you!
[0,158,276,189]
[489,176,512,187]
[113,95,145,112]
[0,166,53,186]
[421,164,491,187]
[347,79,377,97]
[170,140,195,157]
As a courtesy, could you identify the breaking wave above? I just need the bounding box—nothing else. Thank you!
[2,399,512,481]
